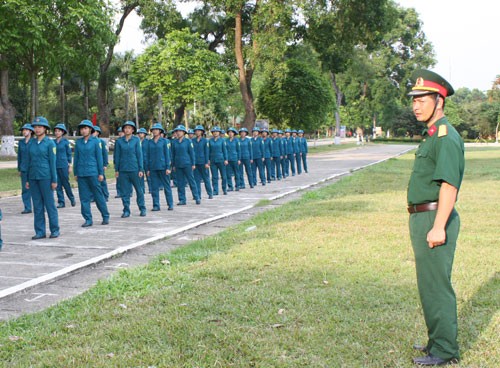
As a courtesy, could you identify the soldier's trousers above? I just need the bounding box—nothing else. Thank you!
[30,179,59,237]
[252,158,266,185]
[56,167,75,206]
[20,171,32,211]
[175,166,199,203]
[301,153,308,173]
[263,158,272,182]
[150,170,173,209]
[280,157,287,178]
[119,171,146,214]
[409,209,460,361]
[78,176,109,223]
[295,152,302,174]
[271,156,282,180]
[239,159,253,188]
[100,173,109,200]
[194,164,213,198]
[287,153,296,175]
[211,161,227,195]
[226,161,240,190]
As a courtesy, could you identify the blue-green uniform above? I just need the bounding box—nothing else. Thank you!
[279,134,287,177]
[114,135,146,216]
[209,137,228,195]
[293,134,302,174]
[270,134,282,180]
[238,135,253,189]
[17,136,33,213]
[407,117,464,362]
[251,136,266,186]
[55,137,76,207]
[299,133,308,173]
[225,137,241,191]
[26,136,59,238]
[140,137,151,194]
[73,136,110,225]
[171,137,200,204]
[147,137,174,210]
[193,136,213,198]
[285,135,295,176]
[99,137,110,200]
[262,136,272,183]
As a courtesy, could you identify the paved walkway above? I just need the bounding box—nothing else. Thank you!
[0,144,414,319]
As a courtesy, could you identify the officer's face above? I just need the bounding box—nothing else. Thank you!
[412,94,442,122]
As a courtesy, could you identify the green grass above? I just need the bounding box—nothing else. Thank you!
[0,148,498,367]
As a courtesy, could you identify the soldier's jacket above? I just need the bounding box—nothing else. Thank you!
[73,136,104,177]
[225,138,241,161]
[239,136,253,160]
[55,137,72,169]
[148,137,171,171]
[17,138,32,172]
[251,136,264,159]
[193,137,210,165]
[26,136,57,182]
[114,135,144,173]
[209,137,228,163]
[171,137,195,168]
[407,117,465,205]
[263,137,272,159]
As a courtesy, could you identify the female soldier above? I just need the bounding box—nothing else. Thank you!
[171,125,200,205]
[54,123,76,208]
[73,120,110,227]
[137,127,151,194]
[238,127,253,189]
[147,123,174,211]
[26,116,59,239]
[92,126,110,201]
[192,125,213,199]
[208,126,228,195]
[225,127,241,191]
[17,123,34,214]
[114,121,146,217]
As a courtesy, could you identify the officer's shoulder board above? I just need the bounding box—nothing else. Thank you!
[438,125,448,138]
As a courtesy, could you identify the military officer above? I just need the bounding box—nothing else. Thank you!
[238,127,254,189]
[137,127,151,194]
[298,130,308,173]
[292,130,302,174]
[171,125,200,205]
[209,126,228,195]
[251,127,266,186]
[270,129,282,180]
[407,70,463,366]
[17,123,34,214]
[92,126,110,201]
[74,120,110,227]
[53,123,76,208]
[192,125,213,199]
[25,116,60,239]
[147,123,174,211]
[261,128,273,183]
[225,127,241,191]
[114,121,147,217]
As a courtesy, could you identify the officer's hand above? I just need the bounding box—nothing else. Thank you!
[250,160,253,163]
[51,183,57,190]
[166,169,171,175]
[427,227,446,248]
[191,165,195,170]
[138,171,144,178]
[224,160,228,166]
[115,172,119,178]
[25,182,30,189]
[237,160,241,165]
[205,164,210,169]
[98,175,104,182]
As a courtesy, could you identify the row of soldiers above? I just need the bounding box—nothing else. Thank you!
[14,117,309,241]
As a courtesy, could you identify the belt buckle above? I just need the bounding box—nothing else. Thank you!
[413,204,418,213]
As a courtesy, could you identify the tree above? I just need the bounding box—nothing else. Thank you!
[132,29,228,126]
[258,58,334,130]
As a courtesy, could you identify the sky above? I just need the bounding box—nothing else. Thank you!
[115,0,500,92]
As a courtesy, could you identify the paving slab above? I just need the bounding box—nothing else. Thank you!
[0,144,415,320]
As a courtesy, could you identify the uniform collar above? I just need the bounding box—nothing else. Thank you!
[422,117,447,137]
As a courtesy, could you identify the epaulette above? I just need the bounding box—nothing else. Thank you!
[438,125,448,138]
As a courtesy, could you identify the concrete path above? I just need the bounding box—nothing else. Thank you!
[0,144,415,320]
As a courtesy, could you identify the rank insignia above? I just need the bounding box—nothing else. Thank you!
[428,125,437,137]
[438,125,448,137]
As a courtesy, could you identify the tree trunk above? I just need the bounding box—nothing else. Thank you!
[174,102,186,126]
[60,70,66,122]
[30,70,39,122]
[330,72,343,141]
[0,56,17,157]
[157,94,163,123]
[97,3,138,137]
[124,85,130,120]
[235,9,256,130]
[134,85,138,128]
[84,80,90,119]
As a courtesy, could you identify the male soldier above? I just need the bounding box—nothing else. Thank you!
[407,69,463,366]
[225,127,241,191]
[192,125,213,199]
[17,123,34,214]
[53,123,76,208]
[298,130,308,173]
[238,128,254,189]
[208,126,228,195]
[114,121,147,218]
[92,126,110,201]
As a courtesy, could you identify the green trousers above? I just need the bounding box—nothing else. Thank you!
[409,209,460,360]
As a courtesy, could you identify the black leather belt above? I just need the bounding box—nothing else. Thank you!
[407,202,438,214]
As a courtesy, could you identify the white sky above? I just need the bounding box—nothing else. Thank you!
[116,0,500,92]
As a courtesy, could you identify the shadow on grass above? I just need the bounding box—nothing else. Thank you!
[459,272,499,355]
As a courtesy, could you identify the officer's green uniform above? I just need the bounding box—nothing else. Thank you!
[407,70,464,363]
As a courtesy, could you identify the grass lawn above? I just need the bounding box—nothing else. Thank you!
[0,147,498,367]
